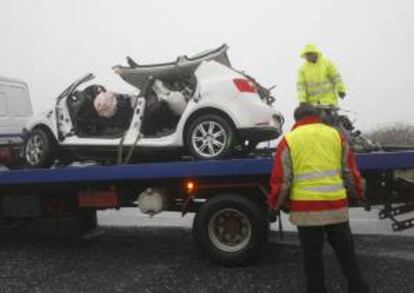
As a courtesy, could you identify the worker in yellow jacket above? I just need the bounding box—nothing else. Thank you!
[268,104,369,293]
[297,44,346,106]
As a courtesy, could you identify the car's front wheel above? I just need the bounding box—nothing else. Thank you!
[24,128,56,168]
[186,114,235,159]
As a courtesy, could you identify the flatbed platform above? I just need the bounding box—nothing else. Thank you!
[1,150,414,264]
[1,151,414,186]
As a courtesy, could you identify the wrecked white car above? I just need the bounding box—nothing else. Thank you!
[23,44,284,168]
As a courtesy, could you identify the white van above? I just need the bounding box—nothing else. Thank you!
[0,76,33,146]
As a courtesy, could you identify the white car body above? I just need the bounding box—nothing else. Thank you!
[24,47,283,167]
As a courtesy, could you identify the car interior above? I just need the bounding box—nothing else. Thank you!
[139,76,196,137]
[66,84,134,137]
[66,75,196,139]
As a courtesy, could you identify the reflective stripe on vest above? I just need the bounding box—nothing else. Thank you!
[308,87,334,97]
[285,123,347,203]
[306,78,335,97]
[295,169,341,181]
[306,80,332,88]
[303,183,344,193]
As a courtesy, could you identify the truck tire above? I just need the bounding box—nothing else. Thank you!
[186,114,235,160]
[24,128,56,168]
[192,193,269,266]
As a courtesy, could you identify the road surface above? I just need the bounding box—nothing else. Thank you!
[0,208,413,292]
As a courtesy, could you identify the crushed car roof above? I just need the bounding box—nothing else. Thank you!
[113,44,230,89]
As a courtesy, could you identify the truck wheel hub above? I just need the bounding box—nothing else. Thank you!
[208,208,252,252]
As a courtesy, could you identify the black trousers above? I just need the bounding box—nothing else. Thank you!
[297,222,369,293]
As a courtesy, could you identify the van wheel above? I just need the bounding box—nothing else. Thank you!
[192,193,269,266]
[24,128,56,168]
[186,114,235,159]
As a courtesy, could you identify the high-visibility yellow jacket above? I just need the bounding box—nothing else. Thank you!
[297,44,346,106]
[268,116,365,226]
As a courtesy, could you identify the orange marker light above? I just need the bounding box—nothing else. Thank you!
[186,181,196,194]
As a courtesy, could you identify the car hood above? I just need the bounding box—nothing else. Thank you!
[113,44,231,89]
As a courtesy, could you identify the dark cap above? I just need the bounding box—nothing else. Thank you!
[294,104,319,121]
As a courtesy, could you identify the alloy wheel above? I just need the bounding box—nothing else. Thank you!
[191,121,227,158]
[25,133,46,165]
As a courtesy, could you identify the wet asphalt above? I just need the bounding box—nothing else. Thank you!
[0,210,413,293]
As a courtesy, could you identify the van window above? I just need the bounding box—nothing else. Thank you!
[8,85,30,116]
[0,90,7,116]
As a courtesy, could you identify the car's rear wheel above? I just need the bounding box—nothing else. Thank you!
[186,114,235,159]
[24,128,56,168]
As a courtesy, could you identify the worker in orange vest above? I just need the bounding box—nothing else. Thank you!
[268,104,369,293]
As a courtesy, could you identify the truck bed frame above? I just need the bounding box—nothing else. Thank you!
[1,150,414,265]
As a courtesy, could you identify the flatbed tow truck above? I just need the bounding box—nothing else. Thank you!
[1,150,414,266]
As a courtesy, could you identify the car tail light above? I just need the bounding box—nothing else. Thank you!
[233,79,257,93]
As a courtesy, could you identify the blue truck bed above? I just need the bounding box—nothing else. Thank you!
[1,151,414,186]
[1,150,414,261]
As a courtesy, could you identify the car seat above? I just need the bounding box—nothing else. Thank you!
[66,90,90,134]
[140,79,179,137]
[66,85,106,136]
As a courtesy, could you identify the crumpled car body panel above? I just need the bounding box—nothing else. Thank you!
[113,44,231,89]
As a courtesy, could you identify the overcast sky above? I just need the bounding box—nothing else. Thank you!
[0,0,413,130]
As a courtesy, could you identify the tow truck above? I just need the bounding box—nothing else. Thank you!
[1,150,414,266]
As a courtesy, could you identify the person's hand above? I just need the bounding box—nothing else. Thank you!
[338,92,346,99]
